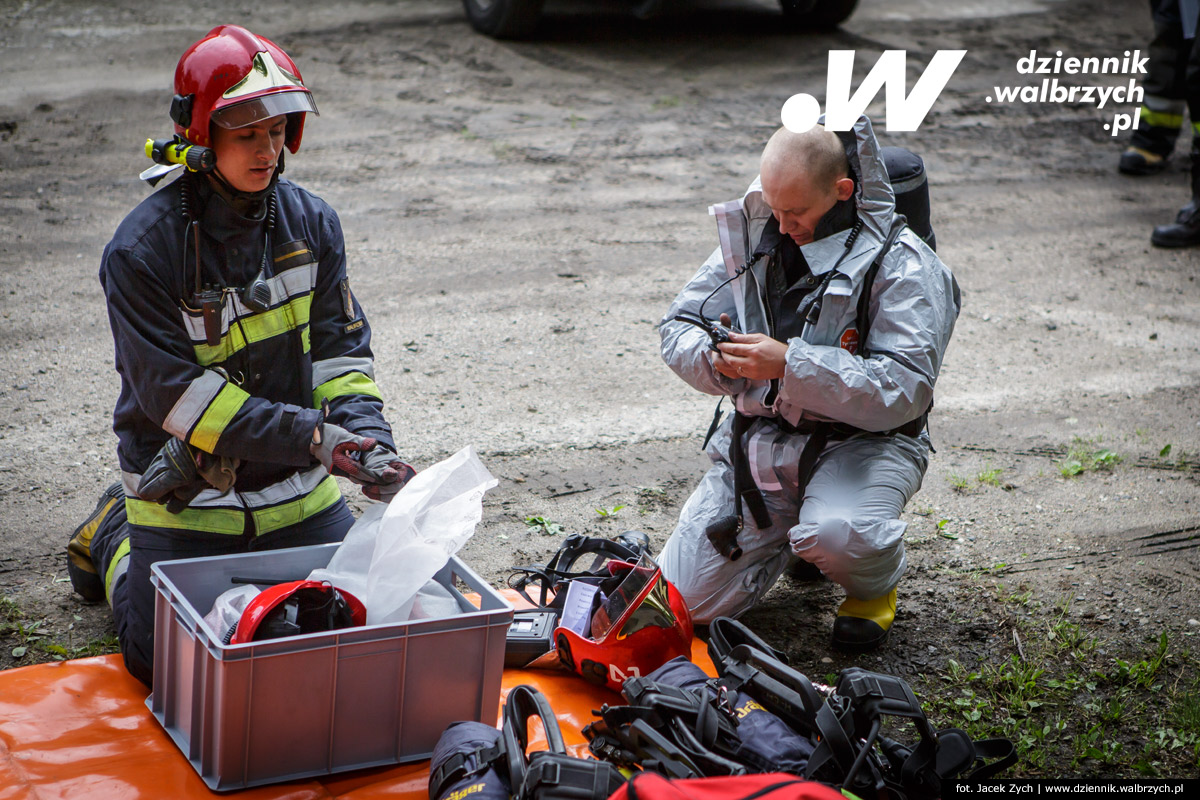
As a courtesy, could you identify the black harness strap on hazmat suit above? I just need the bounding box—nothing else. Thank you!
[727,216,911,533]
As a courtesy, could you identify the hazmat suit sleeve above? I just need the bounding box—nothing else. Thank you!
[659,246,748,397]
[305,208,396,453]
[776,234,960,432]
[101,246,321,466]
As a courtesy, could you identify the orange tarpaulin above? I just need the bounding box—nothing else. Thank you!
[0,640,716,800]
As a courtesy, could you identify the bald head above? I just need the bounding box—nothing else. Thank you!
[759,125,855,246]
[760,125,849,191]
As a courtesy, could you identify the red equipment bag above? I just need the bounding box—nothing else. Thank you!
[607,772,846,800]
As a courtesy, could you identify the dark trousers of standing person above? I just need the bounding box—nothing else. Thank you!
[1123,0,1200,246]
[1122,0,1200,173]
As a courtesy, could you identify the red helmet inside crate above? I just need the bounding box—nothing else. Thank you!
[229,580,366,644]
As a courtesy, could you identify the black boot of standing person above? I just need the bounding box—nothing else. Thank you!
[1152,142,1200,247]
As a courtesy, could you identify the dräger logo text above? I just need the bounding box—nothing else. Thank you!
[782,50,967,133]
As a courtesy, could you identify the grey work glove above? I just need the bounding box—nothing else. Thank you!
[309,421,381,482]
[357,446,416,503]
[310,401,416,501]
[137,438,240,514]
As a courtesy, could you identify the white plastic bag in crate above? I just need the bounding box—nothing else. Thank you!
[309,445,497,624]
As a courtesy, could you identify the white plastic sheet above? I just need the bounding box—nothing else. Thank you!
[202,584,261,641]
[309,446,497,624]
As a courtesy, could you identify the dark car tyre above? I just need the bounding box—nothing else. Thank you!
[779,0,859,29]
[462,0,546,39]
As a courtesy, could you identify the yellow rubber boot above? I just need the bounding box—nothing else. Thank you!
[832,588,896,653]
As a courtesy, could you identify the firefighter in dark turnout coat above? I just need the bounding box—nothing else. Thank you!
[67,25,412,684]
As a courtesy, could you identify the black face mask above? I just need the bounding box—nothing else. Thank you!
[207,149,286,219]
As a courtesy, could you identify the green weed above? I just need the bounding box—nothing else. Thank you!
[0,596,20,624]
[38,633,120,661]
[635,486,668,515]
[595,505,625,519]
[976,467,1005,488]
[524,516,564,535]
[1058,437,1122,477]
[921,585,1199,778]
[1172,680,1200,736]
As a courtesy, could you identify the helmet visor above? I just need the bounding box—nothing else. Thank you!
[211,90,318,130]
[589,554,679,641]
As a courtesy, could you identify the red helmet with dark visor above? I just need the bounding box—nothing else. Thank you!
[171,24,318,152]
[554,553,693,693]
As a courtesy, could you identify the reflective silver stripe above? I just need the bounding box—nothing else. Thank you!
[181,296,236,342]
[179,267,316,343]
[120,464,328,510]
[163,370,228,440]
[1144,95,1186,112]
[889,171,926,195]
[311,356,376,387]
[106,552,129,607]
[239,465,329,509]
[122,469,243,507]
[749,428,783,492]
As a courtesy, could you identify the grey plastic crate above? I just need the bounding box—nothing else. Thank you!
[147,543,512,792]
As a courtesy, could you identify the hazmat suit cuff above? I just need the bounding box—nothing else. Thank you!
[712,369,747,396]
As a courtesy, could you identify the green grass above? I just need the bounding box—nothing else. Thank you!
[635,486,668,515]
[2,597,119,663]
[1058,437,1122,477]
[920,586,1199,778]
[0,596,20,624]
[977,467,1005,488]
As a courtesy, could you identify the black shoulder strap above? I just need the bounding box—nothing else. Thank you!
[856,215,908,360]
[503,684,568,792]
[965,738,1019,780]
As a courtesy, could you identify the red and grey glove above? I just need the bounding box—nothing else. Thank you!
[310,401,415,501]
[310,420,380,482]
[357,447,417,503]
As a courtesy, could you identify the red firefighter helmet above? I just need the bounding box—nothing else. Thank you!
[229,580,366,644]
[554,553,693,693]
[171,24,318,152]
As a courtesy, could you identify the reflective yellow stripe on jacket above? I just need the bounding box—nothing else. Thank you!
[313,371,383,407]
[192,295,313,366]
[124,471,341,536]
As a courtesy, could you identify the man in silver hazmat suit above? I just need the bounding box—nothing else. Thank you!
[658,115,960,652]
